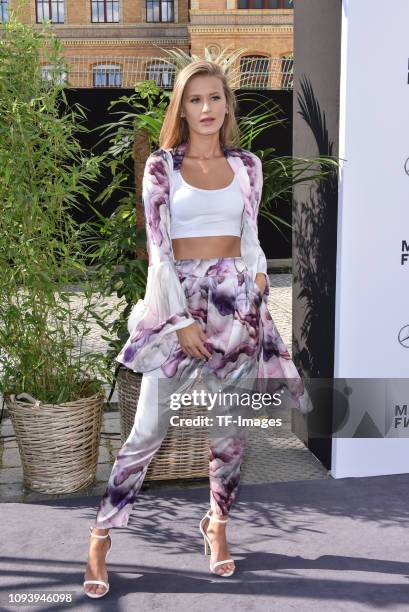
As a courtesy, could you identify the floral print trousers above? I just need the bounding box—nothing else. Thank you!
[93,256,299,529]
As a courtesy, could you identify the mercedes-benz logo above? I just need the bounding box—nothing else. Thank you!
[398,325,409,348]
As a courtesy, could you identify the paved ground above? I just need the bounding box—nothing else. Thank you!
[0,272,328,504]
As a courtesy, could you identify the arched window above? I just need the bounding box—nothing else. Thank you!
[41,65,68,85]
[281,54,293,89]
[0,0,9,23]
[91,0,119,23]
[36,0,64,23]
[92,64,122,87]
[145,61,175,88]
[240,55,270,89]
[146,0,174,22]
[238,0,292,8]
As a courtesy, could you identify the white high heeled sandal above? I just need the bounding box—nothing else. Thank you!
[199,510,235,577]
[83,526,112,598]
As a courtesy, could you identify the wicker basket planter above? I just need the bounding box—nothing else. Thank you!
[5,390,105,494]
[117,367,210,481]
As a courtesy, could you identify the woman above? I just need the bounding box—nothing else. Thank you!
[83,59,308,598]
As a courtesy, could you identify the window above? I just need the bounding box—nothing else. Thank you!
[146,62,175,88]
[237,0,292,8]
[36,0,64,23]
[41,64,67,85]
[146,0,174,22]
[93,64,122,87]
[0,0,9,23]
[91,1,119,23]
[240,56,270,89]
[281,54,293,89]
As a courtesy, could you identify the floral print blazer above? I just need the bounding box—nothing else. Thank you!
[117,140,271,373]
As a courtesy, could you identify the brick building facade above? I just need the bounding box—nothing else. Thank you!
[2,0,293,88]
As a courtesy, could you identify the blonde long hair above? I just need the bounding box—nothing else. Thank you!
[159,60,241,150]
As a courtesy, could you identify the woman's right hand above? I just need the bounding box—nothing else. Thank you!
[176,322,212,360]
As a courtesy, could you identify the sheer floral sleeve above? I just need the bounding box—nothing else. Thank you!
[240,150,270,300]
[116,150,195,372]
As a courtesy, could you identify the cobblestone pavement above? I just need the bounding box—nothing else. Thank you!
[0,273,329,503]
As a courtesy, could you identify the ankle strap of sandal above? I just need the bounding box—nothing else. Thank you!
[89,526,110,538]
[206,512,228,524]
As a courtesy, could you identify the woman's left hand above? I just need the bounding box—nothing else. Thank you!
[254,273,267,294]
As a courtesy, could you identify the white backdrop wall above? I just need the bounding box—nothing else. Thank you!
[332,0,409,477]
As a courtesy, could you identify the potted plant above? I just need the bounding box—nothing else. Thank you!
[0,15,113,493]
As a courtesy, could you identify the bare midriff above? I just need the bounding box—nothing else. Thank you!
[172,235,241,260]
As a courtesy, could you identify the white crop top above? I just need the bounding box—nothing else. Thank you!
[169,170,245,239]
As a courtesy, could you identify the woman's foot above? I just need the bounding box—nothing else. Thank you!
[83,528,111,596]
[202,511,235,576]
